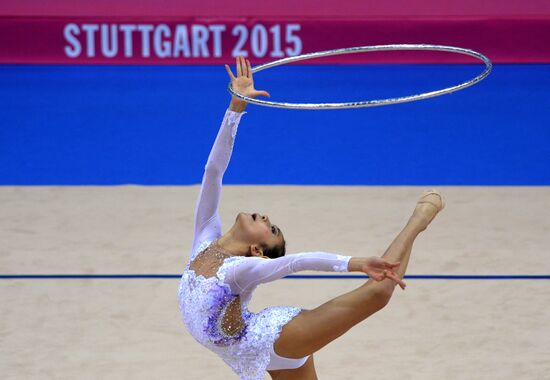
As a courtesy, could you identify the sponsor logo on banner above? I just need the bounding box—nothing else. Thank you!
[63,23,302,60]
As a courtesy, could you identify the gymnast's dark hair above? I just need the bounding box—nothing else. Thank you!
[261,239,286,259]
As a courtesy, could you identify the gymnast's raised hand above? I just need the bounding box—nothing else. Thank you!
[225,56,270,113]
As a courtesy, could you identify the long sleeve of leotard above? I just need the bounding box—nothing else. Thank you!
[225,252,352,294]
[191,109,245,256]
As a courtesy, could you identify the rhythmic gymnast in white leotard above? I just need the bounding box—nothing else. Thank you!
[177,57,445,380]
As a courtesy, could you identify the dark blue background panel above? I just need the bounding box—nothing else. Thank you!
[0,64,548,185]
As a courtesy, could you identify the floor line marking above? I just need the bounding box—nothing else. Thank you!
[1,274,549,280]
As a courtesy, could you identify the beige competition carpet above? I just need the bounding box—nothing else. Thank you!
[1,186,549,379]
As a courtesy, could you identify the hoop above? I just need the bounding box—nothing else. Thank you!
[227,44,492,110]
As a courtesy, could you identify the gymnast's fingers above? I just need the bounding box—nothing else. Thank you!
[236,56,243,77]
[240,56,247,77]
[225,65,236,80]
[246,59,252,78]
[253,90,270,98]
[386,261,401,269]
[242,56,249,77]
[386,271,406,290]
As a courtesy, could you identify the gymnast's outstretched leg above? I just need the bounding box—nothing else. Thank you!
[272,191,445,363]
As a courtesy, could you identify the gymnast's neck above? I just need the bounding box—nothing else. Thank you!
[216,231,253,257]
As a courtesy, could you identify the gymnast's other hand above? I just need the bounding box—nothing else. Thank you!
[361,257,406,290]
[226,56,270,113]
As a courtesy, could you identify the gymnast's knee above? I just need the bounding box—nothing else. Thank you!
[368,283,394,310]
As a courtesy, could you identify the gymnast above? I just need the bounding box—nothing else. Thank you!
[177,56,445,380]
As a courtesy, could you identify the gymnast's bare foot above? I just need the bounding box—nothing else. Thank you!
[410,190,446,232]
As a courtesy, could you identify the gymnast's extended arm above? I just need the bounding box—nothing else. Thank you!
[191,56,270,254]
[190,108,244,254]
[224,252,354,293]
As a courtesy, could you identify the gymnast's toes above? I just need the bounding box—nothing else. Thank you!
[412,190,445,230]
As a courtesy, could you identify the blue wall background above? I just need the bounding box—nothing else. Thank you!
[1,64,548,185]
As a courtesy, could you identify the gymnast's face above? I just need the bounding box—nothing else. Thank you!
[233,212,284,256]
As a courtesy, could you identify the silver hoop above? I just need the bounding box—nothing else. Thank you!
[227,44,492,110]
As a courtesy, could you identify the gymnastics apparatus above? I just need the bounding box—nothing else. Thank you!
[178,45,491,380]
